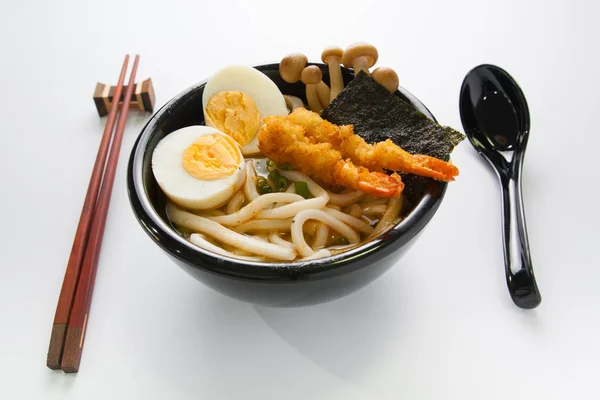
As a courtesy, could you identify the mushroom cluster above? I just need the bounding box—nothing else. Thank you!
[279,42,400,113]
[280,53,330,113]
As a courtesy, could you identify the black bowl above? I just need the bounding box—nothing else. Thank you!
[127,63,447,307]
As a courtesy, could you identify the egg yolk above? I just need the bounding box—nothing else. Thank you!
[182,134,241,180]
[205,91,260,146]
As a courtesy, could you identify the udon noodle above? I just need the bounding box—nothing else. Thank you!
[166,160,403,262]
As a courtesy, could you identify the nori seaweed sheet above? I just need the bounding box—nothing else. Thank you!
[321,71,464,205]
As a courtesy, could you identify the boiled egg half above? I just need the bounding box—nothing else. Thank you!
[202,66,289,155]
[152,126,246,210]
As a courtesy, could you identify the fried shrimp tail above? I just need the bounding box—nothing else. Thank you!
[343,166,404,198]
[370,140,459,181]
[258,117,404,198]
[286,108,459,182]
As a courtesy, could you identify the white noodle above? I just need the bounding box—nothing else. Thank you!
[323,207,374,235]
[274,183,295,208]
[349,204,362,219]
[243,161,260,202]
[167,154,404,263]
[209,193,304,226]
[226,190,245,215]
[167,204,296,261]
[268,233,296,250]
[256,196,328,220]
[313,223,329,249]
[359,198,388,207]
[367,197,403,241]
[255,234,269,242]
[235,219,293,233]
[257,171,329,219]
[291,209,360,257]
[219,241,239,253]
[362,204,388,216]
[197,209,225,217]
[301,249,331,261]
[231,249,255,256]
[327,190,364,207]
[189,234,264,262]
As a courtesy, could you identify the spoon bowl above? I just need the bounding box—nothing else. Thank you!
[460,64,541,309]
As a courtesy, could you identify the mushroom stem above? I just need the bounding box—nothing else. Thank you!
[328,57,343,99]
[283,95,305,112]
[301,66,326,113]
[306,85,323,113]
[352,56,371,76]
[322,46,345,101]
[341,42,378,77]
[317,82,330,107]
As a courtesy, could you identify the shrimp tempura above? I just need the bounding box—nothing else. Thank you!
[258,116,404,198]
[287,108,459,182]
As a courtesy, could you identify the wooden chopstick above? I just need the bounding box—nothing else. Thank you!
[47,55,130,370]
[60,55,140,373]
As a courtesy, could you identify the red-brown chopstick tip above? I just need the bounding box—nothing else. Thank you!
[47,323,67,369]
[61,327,84,373]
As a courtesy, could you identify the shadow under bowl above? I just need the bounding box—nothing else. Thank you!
[127,63,447,307]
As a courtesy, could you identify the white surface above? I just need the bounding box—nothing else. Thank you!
[1,0,599,398]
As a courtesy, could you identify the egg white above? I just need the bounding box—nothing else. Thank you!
[152,126,246,210]
[202,65,289,155]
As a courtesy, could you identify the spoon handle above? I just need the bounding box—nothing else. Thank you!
[498,160,541,309]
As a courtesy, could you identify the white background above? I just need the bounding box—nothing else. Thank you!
[1,0,599,398]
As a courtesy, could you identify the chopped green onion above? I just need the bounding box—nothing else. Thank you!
[256,177,268,187]
[266,159,276,170]
[294,181,311,199]
[276,176,289,192]
[259,185,272,194]
[268,169,281,181]
[278,162,293,171]
[256,177,271,194]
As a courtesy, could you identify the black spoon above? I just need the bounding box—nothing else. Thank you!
[459,64,541,309]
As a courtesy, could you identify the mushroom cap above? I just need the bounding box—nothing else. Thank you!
[279,53,308,83]
[341,42,378,68]
[371,67,399,92]
[300,66,323,85]
[321,46,344,63]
